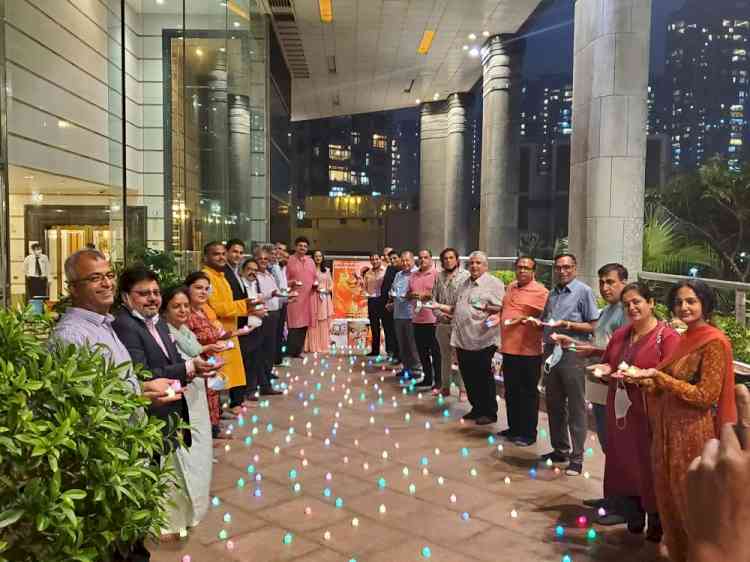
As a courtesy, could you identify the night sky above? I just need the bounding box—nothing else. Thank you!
[522,0,687,80]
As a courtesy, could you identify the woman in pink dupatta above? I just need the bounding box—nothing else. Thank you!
[305,250,334,352]
[285,236,318,357]
[588,283,680,541]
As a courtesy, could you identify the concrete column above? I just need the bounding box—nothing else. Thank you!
[479,34,523,256]
[444,93,472,255]
[419,101,448,254]
[569,0,651,285]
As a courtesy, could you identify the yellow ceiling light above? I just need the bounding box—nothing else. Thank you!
[417,30,435,55]
[319,0,333,23]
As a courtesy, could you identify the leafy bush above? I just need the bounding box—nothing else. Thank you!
[0,307,173,562]
[490,270,516,286]
[128,246,182,291]
[714,314,750,364]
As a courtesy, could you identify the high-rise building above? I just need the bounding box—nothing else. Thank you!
[664,0,750,172]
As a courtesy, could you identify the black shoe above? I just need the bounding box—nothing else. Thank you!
[565,462,582,476]
[367,351,379,356]
[475,416,498,426]
[268,373,279,380]
[627,512,646,534]
[539,451,568,464]
[260,387,282,396]
[512,437,536,447]
[462,410,480,420]
[416,380,434,388]
[498,429,514,438]
[583,498,608,509]
[646,513,662,542]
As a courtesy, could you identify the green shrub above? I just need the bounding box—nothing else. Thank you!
[714,314,750,364]
[490,270,516,286]
[0,307,174,562]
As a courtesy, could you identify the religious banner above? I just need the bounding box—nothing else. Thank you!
[331,259,369,319]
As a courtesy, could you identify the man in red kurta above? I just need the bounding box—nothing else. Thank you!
[285,236,317,357]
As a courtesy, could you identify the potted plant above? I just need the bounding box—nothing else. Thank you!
[0,307,174,561]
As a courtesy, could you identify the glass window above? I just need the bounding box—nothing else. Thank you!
[372,134,386,149]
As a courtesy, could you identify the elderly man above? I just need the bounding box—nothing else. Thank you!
[444,251,504,425]
[408,249,441,390]
[432,247,470,399]
[363,252,386,356]
[387,250,422,381]
[269,242,289,364]
[254,247,286,386]
[528,253,598,476]
[499,257,549,446]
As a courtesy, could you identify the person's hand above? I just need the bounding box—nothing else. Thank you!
[586,363,612,379]
[550,332,576,347]
[193,356,220,374]
[142,378,183,405]
[203,342,225,354]
[623,367,657,382]
[249,306,266,317]
[521,316,543,328]
[686,385,750,562]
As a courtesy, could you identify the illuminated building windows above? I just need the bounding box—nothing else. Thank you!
[372,134,386,149]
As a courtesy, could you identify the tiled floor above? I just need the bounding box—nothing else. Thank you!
[151,353,668,562]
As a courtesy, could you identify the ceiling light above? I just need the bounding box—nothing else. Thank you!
[415,99,421,104]
[468,33,476,40]
[219,47,226,52]
[319,0,333,23]
[155,0,164,4]
[469,47,480,57]
[233,21,240,27]
[23,175,34,180]
[195,48,203,56]
[57,120,70,128]
[483,30,490,37]
[417,30,436,55]
[433,93,440,100]
[462,45,469,50]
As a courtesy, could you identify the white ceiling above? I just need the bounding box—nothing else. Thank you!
[283,0,543,121]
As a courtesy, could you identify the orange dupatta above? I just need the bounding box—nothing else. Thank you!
[656,323,736,432]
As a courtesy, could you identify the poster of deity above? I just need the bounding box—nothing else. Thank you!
[331,259,370,319]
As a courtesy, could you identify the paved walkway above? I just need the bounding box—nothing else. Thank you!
[152,353,667,562]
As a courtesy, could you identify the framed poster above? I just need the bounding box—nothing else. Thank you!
[331,259,369,319]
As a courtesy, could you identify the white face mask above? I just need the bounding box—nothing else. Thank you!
[544,343,563,374]
[614,384,632,420]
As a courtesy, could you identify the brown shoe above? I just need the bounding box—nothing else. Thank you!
[474,416,498,426]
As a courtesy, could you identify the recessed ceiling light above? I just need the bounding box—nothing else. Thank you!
[219,47,226,52]
[24,175,34,180]
[468,33,476,40]
[196,48,203,56]
[469,48,480,57]
[233,21,240,27]
[155,0,164,4]
[415,98,421,104]
[483,30,490,37]
[433,93,440,100]
[462,45,469,50]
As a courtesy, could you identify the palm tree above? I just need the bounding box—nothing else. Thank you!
[643,205,720,275]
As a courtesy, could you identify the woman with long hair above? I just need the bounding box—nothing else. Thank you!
[587,283,680,541]
[626,279,736,562]
[305,250,332,353]
[159,286,213,534]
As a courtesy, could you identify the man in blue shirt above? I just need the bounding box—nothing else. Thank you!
[528,253,598,476]
[386,250,423,381]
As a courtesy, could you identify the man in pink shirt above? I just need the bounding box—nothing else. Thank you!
[285,236,317,357]
[408,249,441,390]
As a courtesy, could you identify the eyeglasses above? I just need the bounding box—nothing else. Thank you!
[554,265,575,271]
[74,272,116,285]
[132,289,161,298]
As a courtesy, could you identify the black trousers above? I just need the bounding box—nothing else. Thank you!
[367,297,384,354]
[275,303,287,364]
[413,323,441,387]
[502,353,543,440]
[286,326,308,357]
[230,330,265,406]
[382,307,399,358]
[261,310,281,378]
[456,345,498,418]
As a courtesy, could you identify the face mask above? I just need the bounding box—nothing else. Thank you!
[614,384,632,421]
[543,343,563,374]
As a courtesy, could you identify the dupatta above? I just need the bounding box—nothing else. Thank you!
[656,323,736,430]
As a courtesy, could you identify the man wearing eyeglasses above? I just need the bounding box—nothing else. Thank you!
[498,257,549,446]
[526,253,598,476]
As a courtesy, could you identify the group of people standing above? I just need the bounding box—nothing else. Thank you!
[48,240,741,562]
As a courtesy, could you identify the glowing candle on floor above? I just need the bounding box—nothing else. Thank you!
[282,532,293,545]
[226,540,235,550]
[212,497,221,507]
[460,447,469,457]
[219,529,228,540]
[378,504,387,514]
[461,512,470,521]
[352,517,360,527]
[586,528,597,540]
[577,515,587,527]
[510,509,518,518]
[421,546,432,558]
[304,506,312,515]
[335,497,344,508]
[323,530,331,541]
[504,476,511,485]
[437,476,445,486]
[408,483,416,495]
[555,525,565,537]
[223,513,232,523]
[449,493,457,503]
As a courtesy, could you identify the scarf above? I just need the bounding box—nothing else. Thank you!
[657,323,736,431]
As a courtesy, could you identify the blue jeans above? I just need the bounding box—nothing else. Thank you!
[592,403,607,454]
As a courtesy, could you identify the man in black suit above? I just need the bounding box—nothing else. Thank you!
[112,266,214,448]
[225,239,281,402]
[381,249,401,364]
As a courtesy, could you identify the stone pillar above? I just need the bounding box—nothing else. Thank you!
[444,93,472,255]
[569,0,651,285]
[419,101,448,254]
[479,34,523,257]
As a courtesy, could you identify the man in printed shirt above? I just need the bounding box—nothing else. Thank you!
[387,250,423,381]
[362,252,386,356]
[432,248,470,399]
[499,257,549,446]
